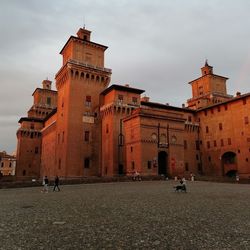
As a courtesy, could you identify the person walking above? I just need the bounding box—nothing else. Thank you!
[42,176,49,193]
[53,175,60,191]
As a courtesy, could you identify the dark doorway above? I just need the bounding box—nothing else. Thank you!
[118,164,124,175]
[221,151,237,176]
[158,151,167,176]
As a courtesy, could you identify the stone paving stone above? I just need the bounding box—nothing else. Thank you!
[0,181,250,249]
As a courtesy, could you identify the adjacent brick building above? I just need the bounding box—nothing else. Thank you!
[16,27,250,180]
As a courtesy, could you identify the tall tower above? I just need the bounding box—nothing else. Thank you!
[187,61,232,109]
[16,80,57,179]
[55,27,111,177]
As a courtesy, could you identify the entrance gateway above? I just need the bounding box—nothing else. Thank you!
[158,151,168,176]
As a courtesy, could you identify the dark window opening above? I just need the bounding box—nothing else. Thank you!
[147,161,152,169]
[84,158,90,168]
[84,131,90,142]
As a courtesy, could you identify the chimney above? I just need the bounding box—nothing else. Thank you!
[182,103,185,108]
[236,91,241,97]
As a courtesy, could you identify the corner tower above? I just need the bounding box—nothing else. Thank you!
[187,61,232,109]
[55,27,111,177]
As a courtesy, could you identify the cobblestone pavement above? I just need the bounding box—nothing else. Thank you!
[0,180,250,250]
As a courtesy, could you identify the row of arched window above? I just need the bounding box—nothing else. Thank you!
[19,130,41,138]
[70,69,109,83]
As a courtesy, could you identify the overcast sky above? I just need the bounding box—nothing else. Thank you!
[1,0,250,153]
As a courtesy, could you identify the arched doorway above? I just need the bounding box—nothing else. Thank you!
[158,151,167,176]
[221,151,237,176]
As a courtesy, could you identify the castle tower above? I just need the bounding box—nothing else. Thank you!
[187,61,232,109]
[16,80,57,179]
[54,27,111,177]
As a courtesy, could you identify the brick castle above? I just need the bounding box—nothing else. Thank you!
[16,27,250,180]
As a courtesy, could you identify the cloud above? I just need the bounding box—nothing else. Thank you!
[0,0,250,152]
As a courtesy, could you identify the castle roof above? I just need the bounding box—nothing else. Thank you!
[101,84,145,95]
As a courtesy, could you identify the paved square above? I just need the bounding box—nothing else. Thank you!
[0,181,250,249]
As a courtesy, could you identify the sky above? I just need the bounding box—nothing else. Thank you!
[0,0,250,154]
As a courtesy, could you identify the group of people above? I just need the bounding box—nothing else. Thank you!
[42,175,60,193]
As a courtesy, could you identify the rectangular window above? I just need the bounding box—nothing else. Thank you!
[211,109,214,114]
[84,131,90,142]
[214,140,217,147]
[85,95,91,107]
[188,116,192,122]
[208,156,211,162]
[219,123,223,130]
[195,140,200,150]
[185,162,189,171]
[58,133,60,144]
[224,105,228,111]
[217,106,221,112]
[130,147,133,152]
[196,154,199,160]
[207,141,210,149]
[244,116,249,125]
[132,97,138,104]
[204,110,207,116]
[228,138,231,145]
[35,147,39,154]
[206,126,209,133]
[84,158,90,168]
[1,162,3,167]
[147,161,152,169]
[243,98,246,105]
[58,159,61,169]
[30,124,34,129]
[47,97,51,106]
[184,140,187,149]
[221,139,224,147]
[106,124,109,134]
[9,162,12,167]
[131,161,135,170]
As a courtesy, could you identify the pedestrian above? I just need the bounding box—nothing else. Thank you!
[190,172,195,182]
[53,175,60,191]
[181,177,187,192]
[236,174,240,183]
[42,176,49,193]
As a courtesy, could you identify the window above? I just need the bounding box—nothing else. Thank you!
[58,133,60,144]
[184,140,187,149]
[206,126,209,133]
[118,95,123,104]
[221,139,224,147]
[214,140,217,147]
[147,161,152,169]
[132,97,138,104]
[244,116,249,125]
[219,123,223,130]
[84,131,90,142]
[195,140,200,150]
[35,147,39,154]
[196,154,199,160]
[30,123,34,129]
[217,106,220,112]
[211,109,214,114]
[246,158,249,162]
[243,98,246,105]
[84,158,90,168]
[207,141,210,149]
[188,116,192,122]
[131,161,135,170]
[106,124,109,134]
[228,138,231,145]
[47,97,51,106]
[204,110,207,116]
[185,162,189,171]
[1,162,3,167]
[85,96,91,107]
[224,105,228,111]
[208,156,211,162]
[130,147,133,152]
[58,159,61,169]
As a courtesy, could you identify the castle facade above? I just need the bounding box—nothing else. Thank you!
[16,28,250,180]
